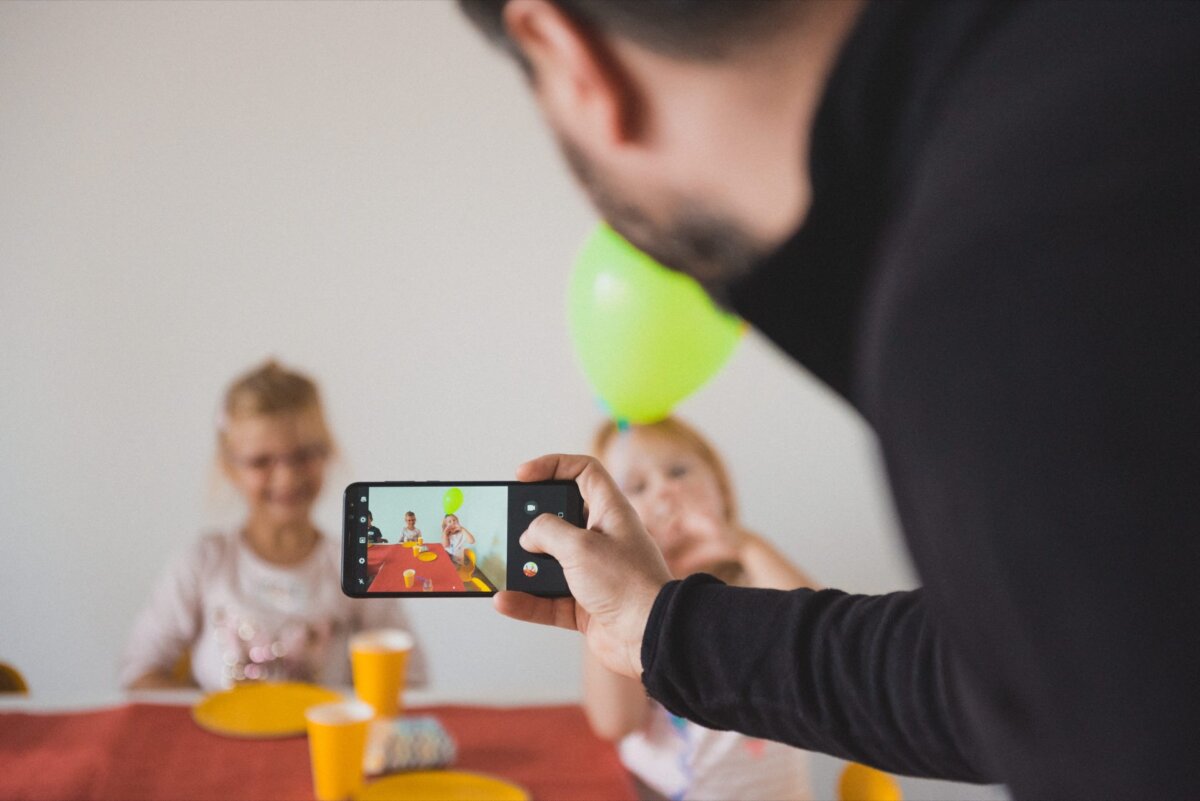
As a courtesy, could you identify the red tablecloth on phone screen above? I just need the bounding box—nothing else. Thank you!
[368,543,466,593]
[0,703,636,801]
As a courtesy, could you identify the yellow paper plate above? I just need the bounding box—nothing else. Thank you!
[355,771,530,801]
[192,681,343,738]
[417,551,438,562]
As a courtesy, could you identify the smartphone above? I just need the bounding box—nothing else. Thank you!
[342,481,582,598]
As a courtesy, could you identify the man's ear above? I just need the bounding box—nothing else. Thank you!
[502,0,641,146]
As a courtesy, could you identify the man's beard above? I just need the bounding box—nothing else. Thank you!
[557,134,767,310]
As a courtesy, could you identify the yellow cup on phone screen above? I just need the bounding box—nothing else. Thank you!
[349,629,413,718]
[305,700,373,801]
[403,568,416,588]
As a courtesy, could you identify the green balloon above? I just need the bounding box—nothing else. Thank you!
[443,487,463,516]
[569,224,743,424]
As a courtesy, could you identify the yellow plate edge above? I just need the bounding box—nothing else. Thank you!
[355,770,531,801]
[191,682,343,739]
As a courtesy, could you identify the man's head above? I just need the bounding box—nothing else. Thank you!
[459,0,863,302]
[461,0,801,64]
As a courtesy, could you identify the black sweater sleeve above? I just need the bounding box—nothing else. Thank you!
[641,576,995,783]
[643,3,1200,798]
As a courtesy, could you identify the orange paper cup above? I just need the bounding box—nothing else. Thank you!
[349,629,413,718]
[305,700,373,801]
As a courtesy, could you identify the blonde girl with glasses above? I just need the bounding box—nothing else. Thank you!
[120,360,424,691]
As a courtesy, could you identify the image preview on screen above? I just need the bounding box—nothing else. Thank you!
[360,485,506,594]
[347,483,575,596]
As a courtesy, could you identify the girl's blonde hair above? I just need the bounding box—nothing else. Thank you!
[223,359,322,420]
[591,416,739,523]
[217,359,334,449]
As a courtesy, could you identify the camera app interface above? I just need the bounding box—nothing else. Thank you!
[348,484,572,595]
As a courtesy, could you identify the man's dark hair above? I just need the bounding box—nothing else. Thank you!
[458,0,798,62]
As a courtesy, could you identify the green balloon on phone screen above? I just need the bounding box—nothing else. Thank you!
[443,487,463,515]
[569,224,743,424]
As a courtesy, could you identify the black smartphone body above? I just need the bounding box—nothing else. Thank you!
[342,481,581,598]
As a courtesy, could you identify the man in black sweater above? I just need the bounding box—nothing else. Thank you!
[459,1,1200,797]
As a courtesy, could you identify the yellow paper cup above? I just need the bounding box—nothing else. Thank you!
[349,628,413,718]
[305,700,373,801]
[403,569,415,588]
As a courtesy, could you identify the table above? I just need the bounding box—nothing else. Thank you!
[0,702,636,800]
[367,544,467,593]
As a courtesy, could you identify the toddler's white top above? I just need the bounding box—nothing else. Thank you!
[619,702,812,801]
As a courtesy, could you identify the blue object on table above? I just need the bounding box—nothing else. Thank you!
[365,715,457,775]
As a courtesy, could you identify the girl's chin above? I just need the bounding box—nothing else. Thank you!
[262,500,315,522]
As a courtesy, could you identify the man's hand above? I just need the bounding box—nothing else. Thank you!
[494,453,672,680]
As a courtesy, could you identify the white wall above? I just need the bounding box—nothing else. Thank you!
[0,3,1003,799]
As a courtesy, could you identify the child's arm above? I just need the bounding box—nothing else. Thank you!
[738,529,822,591]
[582,647,650,741]
[120,538,211,690]
[458,526,477,544]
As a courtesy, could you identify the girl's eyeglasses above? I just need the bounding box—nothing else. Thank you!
[227,443,330,473]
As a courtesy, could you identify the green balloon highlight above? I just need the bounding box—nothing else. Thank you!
[569,224,743,424]
[443,487,463,516]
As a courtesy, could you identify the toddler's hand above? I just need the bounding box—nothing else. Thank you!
[657,511,743,577]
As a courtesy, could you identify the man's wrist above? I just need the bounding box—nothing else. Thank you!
[639,573,731,693]
[627,580,670,678]
[637,578,684,683]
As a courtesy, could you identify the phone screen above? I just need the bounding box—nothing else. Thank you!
[342,481,581,598]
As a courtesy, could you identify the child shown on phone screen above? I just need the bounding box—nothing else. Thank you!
[441,514,476,566]
[586,416,817,801]
[400,512,422,543]
[366,511,387,543]
[119,360,425,691]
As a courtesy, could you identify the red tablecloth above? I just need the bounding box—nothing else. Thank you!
[367,544,465,593]
[0,703,635,801]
